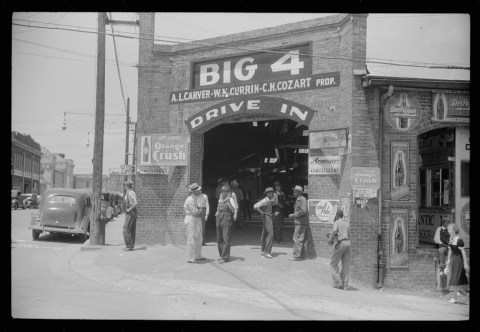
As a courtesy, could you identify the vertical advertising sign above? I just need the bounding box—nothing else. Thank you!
[390,208,409,269]
[391,142,409,201]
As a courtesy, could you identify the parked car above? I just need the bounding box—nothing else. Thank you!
[29,188,92,241]
[23,193,38,209]
[11,190,26,210]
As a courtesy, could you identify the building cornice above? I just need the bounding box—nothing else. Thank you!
[362,75,470,91]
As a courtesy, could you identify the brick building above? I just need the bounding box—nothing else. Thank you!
[133,13,469,288]
[74,173,108,190]
[40,147,75,193]
[11,131,42,194]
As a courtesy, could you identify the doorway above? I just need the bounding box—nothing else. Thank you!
[202,118,309,224]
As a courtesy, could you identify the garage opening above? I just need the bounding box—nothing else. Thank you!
[202,118,309,227]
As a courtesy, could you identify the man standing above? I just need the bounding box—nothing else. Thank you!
[123,180,138,251]
[230,179,245,230]
[183,183,206,263]
[328,209,351,290]
[254,187,280,259]
[434,218,450,269]
[288,185,309,261]
[197,188,210,246]
[215,185,237,263]
[272,180,287,244]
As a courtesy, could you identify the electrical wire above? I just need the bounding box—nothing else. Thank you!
[107,12,128,111]
[11,20,470,70]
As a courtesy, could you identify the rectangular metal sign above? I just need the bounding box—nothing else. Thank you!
[309,155,341,175]
[309,128,347,149]
[308,199,339,224]
[138,134,188,166]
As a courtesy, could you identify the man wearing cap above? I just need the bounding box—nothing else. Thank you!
[184,183,206,263]
[230,179,245,230]
[254,187,280,259]
[215,185,237,263]
[288,185,310,261]
[123,180,138,251]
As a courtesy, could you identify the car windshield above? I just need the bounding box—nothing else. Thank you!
[48,195,76,205]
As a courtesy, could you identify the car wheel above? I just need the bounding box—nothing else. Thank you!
[32,230,41,241]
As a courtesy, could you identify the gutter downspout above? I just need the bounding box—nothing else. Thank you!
[377,85,394,288]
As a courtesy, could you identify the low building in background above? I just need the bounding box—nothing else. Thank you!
[11,131,42,194]
[74,173,108,190]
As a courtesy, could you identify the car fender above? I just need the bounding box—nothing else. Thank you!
[80,215,90,234]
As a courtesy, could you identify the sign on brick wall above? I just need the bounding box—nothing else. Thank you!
[390,208,409,269]
[309,155,341,175]
[138,134,188,166]
[309,128,347,149]
[431,90,469,123]
[391,142,409,201]
[308,199,339,223]
[384,93,422,131]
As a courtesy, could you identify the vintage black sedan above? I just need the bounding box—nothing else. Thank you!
[29,188,92,241]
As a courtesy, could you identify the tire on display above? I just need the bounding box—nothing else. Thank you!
[32,230,40,241]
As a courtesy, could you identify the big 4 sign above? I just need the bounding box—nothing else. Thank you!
[192,44,312,88]
[120,164,135,175]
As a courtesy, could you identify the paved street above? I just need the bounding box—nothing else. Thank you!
[11,209,470,320]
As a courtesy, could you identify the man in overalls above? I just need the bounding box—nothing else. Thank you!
[215,185,237,263]
[230,179,245,230]
[123,180,138,251]
[254,187,281,259]
[272,181,287,244]
[288,185,309,261]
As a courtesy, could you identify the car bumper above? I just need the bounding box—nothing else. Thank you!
[28,225,86,235]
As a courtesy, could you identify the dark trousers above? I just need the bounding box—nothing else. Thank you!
[261,216,274,254]
[243,200,251,220]
[292,223,310,259]
[200,207,207,244]
[438,246,448,267]
[216,211,232,260]
[273,211,284,242]
[123,209,137,249]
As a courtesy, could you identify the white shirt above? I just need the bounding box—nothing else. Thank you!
[184,195,199,217]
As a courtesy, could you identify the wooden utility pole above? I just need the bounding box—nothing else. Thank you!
[90,12,107,246]
[124,97,130,186]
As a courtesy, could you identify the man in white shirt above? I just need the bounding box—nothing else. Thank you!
[434,218,450,268]
[184,183,206,263]
[123,180,138,251]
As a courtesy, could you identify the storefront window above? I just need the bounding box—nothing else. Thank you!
[420,167,450,208]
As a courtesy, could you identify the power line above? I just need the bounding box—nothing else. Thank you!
[11,20,470,70]
[107,12,128,111]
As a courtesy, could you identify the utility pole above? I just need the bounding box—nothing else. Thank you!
[124,97,130,185]
[90,12,107,246]
[132,121,138,188]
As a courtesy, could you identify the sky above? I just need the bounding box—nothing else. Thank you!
[11,13,470,175]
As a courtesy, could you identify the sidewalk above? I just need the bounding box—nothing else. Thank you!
[70,214,470,320]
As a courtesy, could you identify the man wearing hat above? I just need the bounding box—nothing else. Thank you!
[288,185,310,261]
[230,179,245,230]
[254,187,281,259]
[183,183,206,263]
[215,185,237,263]
[123,180,138,251]
[272,180,287,244]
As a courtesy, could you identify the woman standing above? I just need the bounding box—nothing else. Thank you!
[445,223,469,303]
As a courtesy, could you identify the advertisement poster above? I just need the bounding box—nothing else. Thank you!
[136,165,169,175]
[309,155,341,175]
[384,93,422,131]
[390,208,409,269]
[138,134,188,166]
[432,90,469,123]
[353,189,377,209]
[351,167,380,190]
[308,199,339,224]
[391,142,409,200]
[309,128,347,149]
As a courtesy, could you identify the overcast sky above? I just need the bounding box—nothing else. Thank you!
[11,13,470,175]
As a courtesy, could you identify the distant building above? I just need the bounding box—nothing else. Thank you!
[40,147,75,193]
[11,131,42,194]
[107,171,124,193]
[74,174,108,190]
